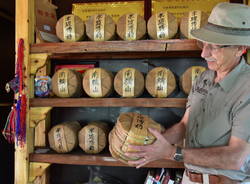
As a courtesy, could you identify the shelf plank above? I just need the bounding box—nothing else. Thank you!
[30,39,200,54]
[29,153,184,168]
[30,98,187,108]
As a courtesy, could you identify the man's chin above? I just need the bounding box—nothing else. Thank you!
[206,61,217,70]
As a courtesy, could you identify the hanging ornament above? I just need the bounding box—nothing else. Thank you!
[2,39,27,147]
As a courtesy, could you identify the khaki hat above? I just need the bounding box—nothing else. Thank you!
[191,2,250,46]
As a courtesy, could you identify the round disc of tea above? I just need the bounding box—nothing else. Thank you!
[56,14,85,42]
[145,67,176,98]
[52,68,82,98]
[147,12,178,40]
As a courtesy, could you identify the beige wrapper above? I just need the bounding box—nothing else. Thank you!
[89,69,102,97]
[53,127,68,152]
[63,15,76,41]
[58,70,69,96]
[156,12,169,39]
[94,14,105,41]
[85,126,99,153]
[188,10,201,39]
[191,66,206,85]
[122,68,135,97]
[125,14,138,40]
[155,69,168,97]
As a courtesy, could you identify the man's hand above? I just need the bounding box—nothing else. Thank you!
[124,127,176,168]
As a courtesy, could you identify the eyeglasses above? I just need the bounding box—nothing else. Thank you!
[196,41,233,51]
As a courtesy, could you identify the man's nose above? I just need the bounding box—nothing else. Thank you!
[201,44,211,58]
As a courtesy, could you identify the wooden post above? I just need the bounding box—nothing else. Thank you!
[15,0,35,183]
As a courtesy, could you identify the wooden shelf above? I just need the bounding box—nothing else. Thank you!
[30,39,200,58]
[30,98,187,108]
[29,153,184,168]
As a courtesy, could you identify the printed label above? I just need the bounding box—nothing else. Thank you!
[125,14,138,40]
[122,68,135,97]
[155,69,168,97]
[94,14,105,41]
[188,10,201,39]
[89,69,102,97]
[54,127,68,152]
[63,15,76,41]
[58,70,69,97]
[85,126,98,153]
[156,12,169,39]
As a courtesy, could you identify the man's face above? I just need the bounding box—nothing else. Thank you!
[198,42,243,72]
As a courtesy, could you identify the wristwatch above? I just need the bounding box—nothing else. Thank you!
[173,146,183,162]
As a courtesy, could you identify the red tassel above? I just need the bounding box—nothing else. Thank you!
[2,107,16,144]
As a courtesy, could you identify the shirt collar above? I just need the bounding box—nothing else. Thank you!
[218,57,246,92]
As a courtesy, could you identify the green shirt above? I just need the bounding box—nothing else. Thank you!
[185,58,250,182]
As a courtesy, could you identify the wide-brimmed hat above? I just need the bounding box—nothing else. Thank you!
[191,2,250,46]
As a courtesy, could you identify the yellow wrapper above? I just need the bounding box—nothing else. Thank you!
[72,1,144,23]
[152,0,229,20]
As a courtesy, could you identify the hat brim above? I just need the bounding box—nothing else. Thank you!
[191,27,250,46]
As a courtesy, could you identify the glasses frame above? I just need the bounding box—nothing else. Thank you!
[196,41,233,51]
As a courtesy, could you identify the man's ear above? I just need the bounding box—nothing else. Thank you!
[236,46,247,57]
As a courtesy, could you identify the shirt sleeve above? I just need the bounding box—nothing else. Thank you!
[232,99,250,142]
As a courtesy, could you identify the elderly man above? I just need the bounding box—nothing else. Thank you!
[125,2,250,184]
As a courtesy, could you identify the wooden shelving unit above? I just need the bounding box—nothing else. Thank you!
[30,98,187,108]
[30,39,200,54]
[27,39,194,179]
[17,2,200,180]
[30,153,184,168]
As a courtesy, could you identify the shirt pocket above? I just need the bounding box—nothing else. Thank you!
[196,108,232,147]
